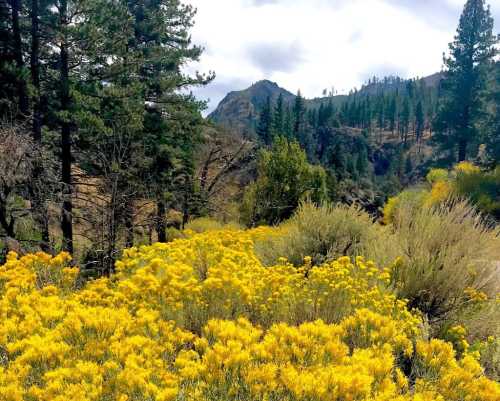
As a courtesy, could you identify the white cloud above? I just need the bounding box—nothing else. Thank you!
[185,0,500,114]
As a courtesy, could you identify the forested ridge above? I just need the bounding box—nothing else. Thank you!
[212,64,499,219]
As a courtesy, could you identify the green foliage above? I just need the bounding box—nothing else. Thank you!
[252,75,440,213]
[383,188,428,225]
[254,201,386,267]
[0,0,212,263]
[484,63,500,165]
[426,168,449,184]
[454,167,500,219]
[185,217,241,233]
[241,137,328,226]
[257,96,274,145]
[387,163,500,222]
[433,0,498,162]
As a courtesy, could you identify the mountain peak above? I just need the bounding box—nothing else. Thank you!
[208,80,295,134]
[250,79,281,89]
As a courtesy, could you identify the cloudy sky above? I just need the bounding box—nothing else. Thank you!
[186,0,500,114]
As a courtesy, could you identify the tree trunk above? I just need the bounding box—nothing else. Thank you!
[29,0,50,253]
[124,200,134,248]
[105,189,118,276]
[30,0,41,142]
[59,0,73,254]
[11,0,29,116]
[458,139,467,163]
[182,195,189,230]
[0,202,16,239]
[156,200,167,243]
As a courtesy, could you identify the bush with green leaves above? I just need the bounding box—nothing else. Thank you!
[454,166,500,220]
[241,137,328,226]
[254,201,390,267]
[384,163,500,223]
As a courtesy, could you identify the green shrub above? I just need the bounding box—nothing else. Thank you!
[383,188,428,225]
[255,202,391,267]
[184,217,241,233]
[454,167,500,220]
[426,168,449,184]
[240,137,328,227]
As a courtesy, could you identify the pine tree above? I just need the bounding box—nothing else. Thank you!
[273,93,284,135]
[434,0,498,162]
[388,95,397,134]
[257,96,274,145]
[293,90,305,138]
[415,100,425,143]
[0,0,210,259]
[400,97,411,144]
[10,0,29,117]
[356,146,369,177]
[123,0,211,243]
[284,105,293,138]
[485,62,500,165]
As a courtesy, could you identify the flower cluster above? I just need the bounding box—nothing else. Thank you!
[0,229,498,401]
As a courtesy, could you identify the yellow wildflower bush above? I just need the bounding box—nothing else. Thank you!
[384,162,500,223]
[0,230,498,401]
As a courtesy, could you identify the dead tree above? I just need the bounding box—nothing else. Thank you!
[196,126,256,219]
[75,125,144,276]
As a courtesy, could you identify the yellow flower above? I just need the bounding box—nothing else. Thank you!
[0,229,498,401]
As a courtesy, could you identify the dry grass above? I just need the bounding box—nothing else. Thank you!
[388,200,500,322]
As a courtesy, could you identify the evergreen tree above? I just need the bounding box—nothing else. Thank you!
[434,0,498,162]
[415,100,425,143]
[124,0,211,243]
[356,146,369,177]
[273,93,284,135]
[400,97,411,144]
[484,62,500,165]
[283,105,293,138]
[405,154,413,175]
[388,96,397,134]
[293,90,305,138]
[377,96,385,132]
[0,0,210,261]
[257,96,274,145]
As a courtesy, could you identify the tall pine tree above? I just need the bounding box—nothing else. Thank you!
[273,93,284,135]
[434,0,498,162]
[257,96,274,145]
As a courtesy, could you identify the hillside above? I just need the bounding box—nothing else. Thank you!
[208,73,443,135]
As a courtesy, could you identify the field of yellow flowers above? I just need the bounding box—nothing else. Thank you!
[0,228,498,401]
